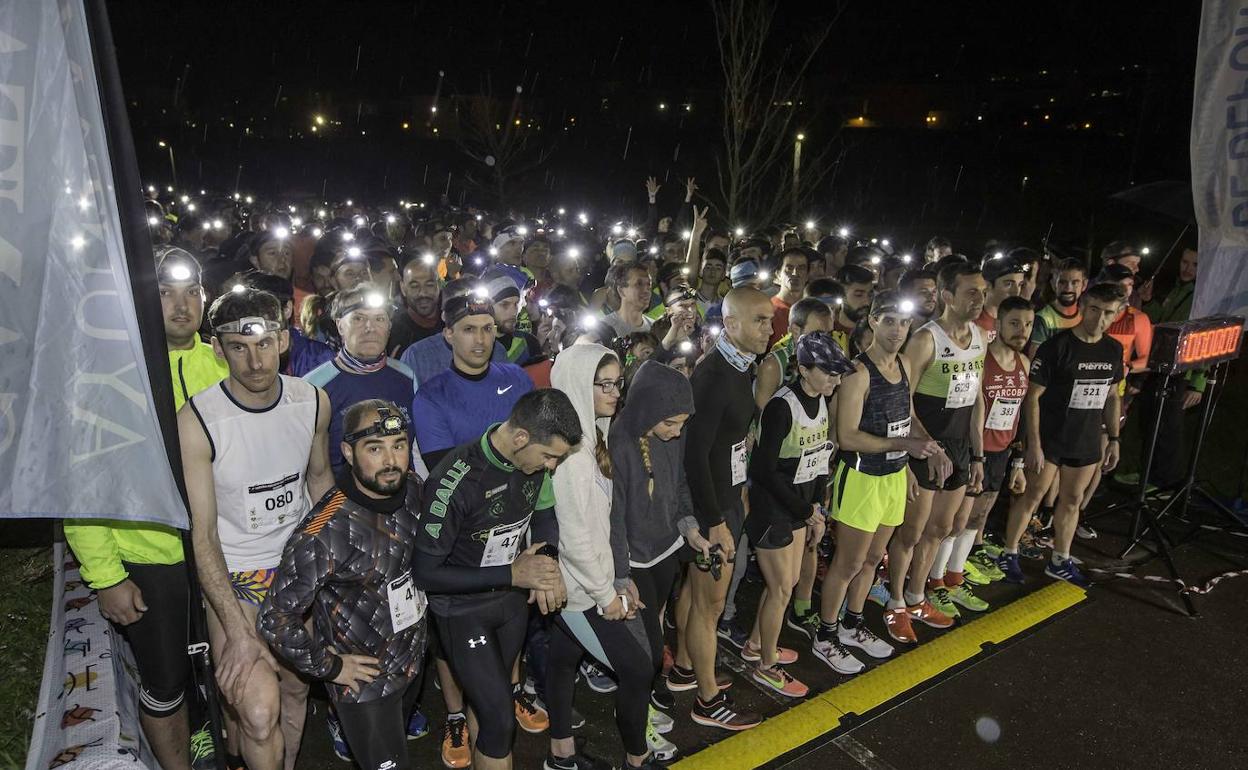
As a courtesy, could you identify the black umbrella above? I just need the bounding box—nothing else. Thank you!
[1110,180,1196,224]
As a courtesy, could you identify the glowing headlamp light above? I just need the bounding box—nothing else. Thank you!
[342,407,408,445]
[214,316,282,336]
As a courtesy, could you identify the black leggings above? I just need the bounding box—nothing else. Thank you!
[631,550,681,684]
[334,675,422,770]
[546,609,655,756]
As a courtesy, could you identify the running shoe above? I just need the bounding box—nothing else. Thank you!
[1044,558,1091,588]
[866,580,891,608]
[785,607,820,640]
[1019,538,1046,560]
[666,664,733,692]
[646,719,679,761]
[812,636,865,674]
[926,586,960,619]
[650,705,675,734]
[837,624,894,659]
[580,659,618,694]
[190,722,215,770]
[908,599,955,629]
[883,606,918,644]
[630,752,672,769]
[651,686,676,711]
[442,717,471,769]
[544,749,612,770]
[690,692,763,731]
[752,665,810,698]
[1076,523,1098,540]
[960,559,991,586]
[946,583,989,612]
[406,708,429,740]
[665,664,698,692]
[716,618,749,650]
[515,689,549,733]
[740,640,798,665]
[535,695,585,729]
[969,550,1006,581]
[979,540,1005,560]
[998,552,1026,583]
[326,709,353,762]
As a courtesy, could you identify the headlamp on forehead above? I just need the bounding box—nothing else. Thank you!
[343,407,408,445]
[166,264,193,282]
[365,292,386,309]
[900,299,916,314]
[214,316,282,336]
[273,226,289,239]
[422,252,436,266]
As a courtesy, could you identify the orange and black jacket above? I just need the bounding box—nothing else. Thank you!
[259,473,426,704]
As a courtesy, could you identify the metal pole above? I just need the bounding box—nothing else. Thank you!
[166,145,177,190]
[791,135,803,221]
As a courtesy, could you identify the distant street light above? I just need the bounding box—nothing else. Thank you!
[158,140,177,189]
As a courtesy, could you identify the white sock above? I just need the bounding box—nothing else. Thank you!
[903,589,925,606]
[947,529,979,574]
[928,536,956,580]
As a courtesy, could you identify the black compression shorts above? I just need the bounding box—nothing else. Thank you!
[119,562,190,717]
[967,449,1013,497]
[433,590,529,759]
[910,437,972,491]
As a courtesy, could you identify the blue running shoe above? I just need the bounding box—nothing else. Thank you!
[999,553,1026,584]
[716,618,749,650]
[406,707,429,740]
[1044,558,1091,588]
[326,708,352,762]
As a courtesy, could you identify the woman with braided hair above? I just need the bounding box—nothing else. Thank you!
[606,360,706,756]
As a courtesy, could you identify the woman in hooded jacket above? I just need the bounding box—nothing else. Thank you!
[544,344,663,770]
[607,360,707,748]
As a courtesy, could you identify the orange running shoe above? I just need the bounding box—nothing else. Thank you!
[440,717,470,769]
[908,599,955,629]
[884,606,918,643]
[752,665,810,698]
[514,690,549,733]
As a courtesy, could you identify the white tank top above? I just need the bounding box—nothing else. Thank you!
[188,375,319,571]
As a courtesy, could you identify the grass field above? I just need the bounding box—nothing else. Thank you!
[0,519,55,766]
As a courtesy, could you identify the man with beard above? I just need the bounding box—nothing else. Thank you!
[835,264,876,351]
[260,401,428,770]
[389,255,444,357]
[931,296,1035,606]
[65,249,227,770]
[305,285,418,474]
[481,267,543,365]
[767,248,811,348]
[885,262,980,642]
[924,236,953,264]
[179,288,333,770]
[672,288,773,731]
[1000,284,1125,587]
[899,268,939,328]
[1029,258,1087,356]
[975,255,1027,343]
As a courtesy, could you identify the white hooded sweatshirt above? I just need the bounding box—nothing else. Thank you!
[549,343,620,612]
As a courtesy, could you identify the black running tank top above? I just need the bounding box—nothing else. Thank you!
[842,353,912,476]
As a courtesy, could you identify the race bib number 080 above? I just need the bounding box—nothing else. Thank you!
[245,473,302,531]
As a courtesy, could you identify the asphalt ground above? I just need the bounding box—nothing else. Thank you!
[289,483,1248,770]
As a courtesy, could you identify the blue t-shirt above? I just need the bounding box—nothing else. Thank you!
[411,363,533,456]
[399,335,508,388]
[304,358,417,471]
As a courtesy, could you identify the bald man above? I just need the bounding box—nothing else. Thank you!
[671,288,772,731]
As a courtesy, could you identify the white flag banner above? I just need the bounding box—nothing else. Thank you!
[1191,0,1248,319]
[0,0,187,527]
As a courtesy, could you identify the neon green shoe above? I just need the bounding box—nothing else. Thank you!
[961,559,991,585]
[946,583,989,612]
[969,550,1006,582]
[927,586,960,618]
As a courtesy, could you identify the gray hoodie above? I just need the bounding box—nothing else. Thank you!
[608,360,698,585]
[550,343,619,612]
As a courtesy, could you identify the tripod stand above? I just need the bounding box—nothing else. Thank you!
[1116,360,1237,616]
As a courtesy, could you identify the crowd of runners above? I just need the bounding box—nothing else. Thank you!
[63,177,1204,770]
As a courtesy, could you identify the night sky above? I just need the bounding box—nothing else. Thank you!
[108,1,1204,258]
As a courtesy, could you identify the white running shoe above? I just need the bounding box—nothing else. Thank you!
[812,637,865,674]
[837,624,894,659]
[649,705,674,735]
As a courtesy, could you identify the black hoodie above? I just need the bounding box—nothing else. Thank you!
[608,361,698,583]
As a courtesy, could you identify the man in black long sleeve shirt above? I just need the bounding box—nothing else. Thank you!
[411,391,580,769]
[679,288,773,730]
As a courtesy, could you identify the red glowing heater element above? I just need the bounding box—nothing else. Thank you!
[1148,316,1245,374]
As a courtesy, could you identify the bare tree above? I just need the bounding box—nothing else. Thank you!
[710,0,845,226]
[455,75,556,209]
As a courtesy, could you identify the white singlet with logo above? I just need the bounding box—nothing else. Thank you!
[189,375,319,571]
